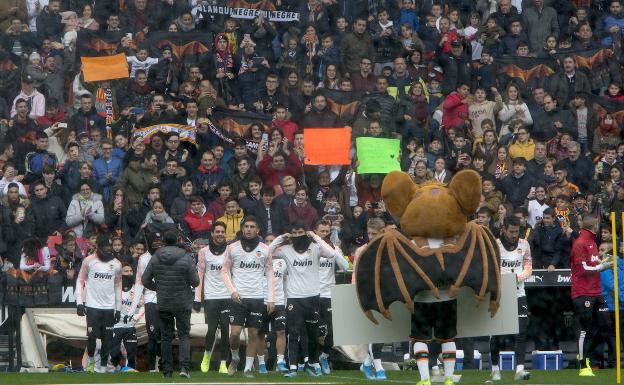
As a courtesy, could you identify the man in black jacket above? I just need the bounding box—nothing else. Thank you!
[142,229,199,379]
[253,186,287,237]
[30,180,66,239]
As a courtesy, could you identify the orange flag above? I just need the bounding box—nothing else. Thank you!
[81,54,129,82]
[304,128,351,165]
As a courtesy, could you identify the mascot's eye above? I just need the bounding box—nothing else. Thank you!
[413,191,422,199]
[429,188,441,196]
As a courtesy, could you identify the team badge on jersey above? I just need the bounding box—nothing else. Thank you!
[256,251,262,257]
[288,304,293,311]
[585,301,591,308]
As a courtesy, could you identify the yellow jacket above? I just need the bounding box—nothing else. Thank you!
[217,210,245,241]
[508,139,535,160]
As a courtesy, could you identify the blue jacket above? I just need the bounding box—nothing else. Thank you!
[92,156,123,203]
[397,9,419,33]
[601,259,624,311]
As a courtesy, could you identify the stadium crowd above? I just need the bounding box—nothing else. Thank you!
[2,0,624,382]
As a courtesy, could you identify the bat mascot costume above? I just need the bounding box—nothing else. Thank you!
[355,169,502,385]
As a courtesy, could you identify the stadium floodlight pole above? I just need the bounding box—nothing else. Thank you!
[616,212,622,385]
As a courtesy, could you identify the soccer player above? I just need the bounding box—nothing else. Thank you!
[352,218,388,380]
[315,220,350,375]
[195,221,231,374]
[491,216,532,381]
[571,214,612,377]
[258,240,288,374]
[222,216,274,377]
[129,235,162,372]
[110,263,143,371]
[269,221,336,377]
[76,237,122,373]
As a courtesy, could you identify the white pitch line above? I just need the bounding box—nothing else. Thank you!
[46,383,339,385]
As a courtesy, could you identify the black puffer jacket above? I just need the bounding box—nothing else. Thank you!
[142,245,199,311]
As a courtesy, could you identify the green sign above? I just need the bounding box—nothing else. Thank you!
[356,137,401,174]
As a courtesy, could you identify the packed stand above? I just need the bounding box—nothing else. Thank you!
[1,0,624,379]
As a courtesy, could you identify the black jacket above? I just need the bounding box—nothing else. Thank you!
[252,201,287,237]
[529,223,570,268]
[142,245,198,311]
[30,195,67,239]
[499,172,535,208]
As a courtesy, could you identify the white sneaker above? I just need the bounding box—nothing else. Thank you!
[514,369,531,380]
[491,369,501,381]
[94,364,106,373]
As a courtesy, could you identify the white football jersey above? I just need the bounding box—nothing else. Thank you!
[527,199,549,227]
[114,285,143,328]
[265,258,287,306]
[222,240,273,300]
[196,246,230,301]
[496,238,532,298]
[135,252,157,304]
[76,255,122,310]
[319,246,350,298]
[270,234,335,299]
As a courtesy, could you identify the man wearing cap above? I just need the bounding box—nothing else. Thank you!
[549,56,591,108]
[11,75,46,119]
[437,39,470,95]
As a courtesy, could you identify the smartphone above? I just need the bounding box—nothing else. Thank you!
[126,33,133,39]
[253,57,264,66]
[58,122,68,128]
[131,107,144,115]
[371,202,379,209]
[261,132,269,142]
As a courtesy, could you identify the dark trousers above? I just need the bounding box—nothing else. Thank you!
[286,296,320,367]
[160,307,191,374]
[144,302,161,370]
[110,327,138,368]
[86,307,114,367]
[490,296,529,368]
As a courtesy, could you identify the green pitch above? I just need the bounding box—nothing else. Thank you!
[0,369,616,385]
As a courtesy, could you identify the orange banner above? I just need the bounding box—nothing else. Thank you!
[81,54,129,82]
[304,128,351,165]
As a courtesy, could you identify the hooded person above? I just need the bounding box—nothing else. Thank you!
[141,229,199,378]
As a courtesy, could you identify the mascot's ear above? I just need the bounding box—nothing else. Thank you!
[448,169,481,216]
[381,171,416,218]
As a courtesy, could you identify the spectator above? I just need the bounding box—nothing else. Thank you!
[68,94,105,135]
[30,179,66,239]
[217,197,244,241]
[522,0,559,52]
[286,186,318,230]
[340,18,374,77]
[183,195,213,240]
[115,152,159,207]
[65,182,105,237]
[93,139,123,204]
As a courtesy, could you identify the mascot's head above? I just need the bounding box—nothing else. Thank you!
[381,170,481,239]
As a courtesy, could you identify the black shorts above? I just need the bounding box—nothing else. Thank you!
[573,296,609,320]
[410,300,457,342]
[319,297,332,337]
[286,296,320,328]
[203,298,231,324]
[260,305,287,334]
[229,298,266,329]
[86,307,115,337]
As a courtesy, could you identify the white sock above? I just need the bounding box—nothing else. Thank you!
[257,355,265,365]
[277,354,285,363]
[492,364,500,372]
[244,356,254,371]
[373,358,383,372]
[290,364,297,370]
[220,360,227,365]
[320,352,329,359]
[231,349,240,361]
[516,364,525,373]
[312,362,321,369]
[364,355,373,366]
[413,342,430,380]
[441,341,456,378]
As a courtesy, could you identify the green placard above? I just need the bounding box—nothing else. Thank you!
[356,137,401,174]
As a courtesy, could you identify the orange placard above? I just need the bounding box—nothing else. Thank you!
[304,128,351,165]
[81,54,129,82]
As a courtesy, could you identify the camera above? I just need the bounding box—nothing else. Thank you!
[371,202,379,209]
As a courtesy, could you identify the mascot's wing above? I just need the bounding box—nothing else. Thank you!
[355,223,501,324]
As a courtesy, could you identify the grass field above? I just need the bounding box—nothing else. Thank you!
[0,369,616,385]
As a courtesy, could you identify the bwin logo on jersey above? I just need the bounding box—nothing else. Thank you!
[293,259,313,267]
[210,264,222,271]
[319,260,333,268]
[94,272,113,279]
[240,261,262,269]
[501,260,522,268]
